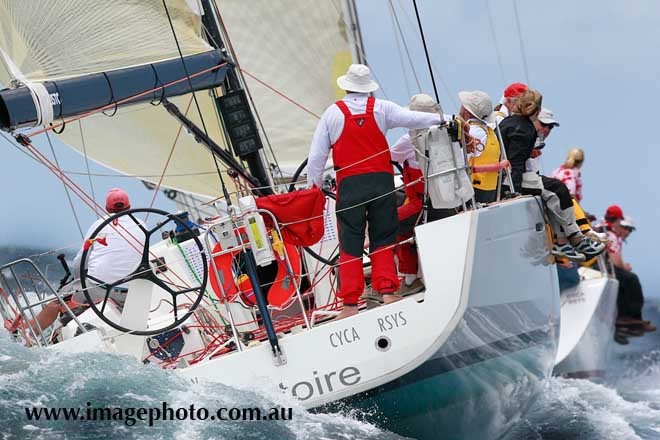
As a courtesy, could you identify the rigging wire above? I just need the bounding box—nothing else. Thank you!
[77,120,100,218]
[161,0,232,204]
[512,0,531,84]
[210,2,282,188]
[329,0,391,100]
[390,10,412,97]
[411,0,440,104]
[146,96,194,211]
[44,132,85,239]
[395,0,458,109]
[485,0,507,88]
[388,0,422,93]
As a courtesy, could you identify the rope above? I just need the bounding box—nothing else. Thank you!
[206,6,283,183]
[392,0,458,109]
[44,133,84,239]
[412,0,440,104]
[281,176,424,227]
[512,0,531,84]
[388,0,422,93]
[25,62,227,139]
[173,239,227,325]
[161,0,232,204]
[239,69,321,119]
[15,137,195,291]
[77,120,99,217]
[485,0,507,88]
[147,96,193,211]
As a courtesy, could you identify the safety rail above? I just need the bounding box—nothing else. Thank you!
[203,208,311,361]
[0,258,87,347]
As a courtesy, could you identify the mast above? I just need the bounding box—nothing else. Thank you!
[341,0,366,64]
[201,0,274,193]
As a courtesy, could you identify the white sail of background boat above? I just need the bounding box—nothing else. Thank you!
[0,1,563,439]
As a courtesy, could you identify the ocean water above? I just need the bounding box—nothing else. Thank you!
[1,301,659,439]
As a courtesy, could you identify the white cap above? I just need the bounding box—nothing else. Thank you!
[538,108,560,126]
[336,64,379,93]
[458,90,494,122]
[620,216,636,230]
[407,93,440,113]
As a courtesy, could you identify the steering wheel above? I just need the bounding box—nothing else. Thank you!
[79,208,208,336]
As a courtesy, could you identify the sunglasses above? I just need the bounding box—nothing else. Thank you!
[540,122,555,129]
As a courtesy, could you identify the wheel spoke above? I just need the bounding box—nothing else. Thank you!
[128,213,149,234]
[174,286,204,295]
[86,273,106,285]
[148,217,174,237]
[99,288,112,314]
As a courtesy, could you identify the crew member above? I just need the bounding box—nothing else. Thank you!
[307,64,444,320]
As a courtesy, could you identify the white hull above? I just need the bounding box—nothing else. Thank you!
[553,268,618,377]
[9,197,560,439]
[179,197,560,439]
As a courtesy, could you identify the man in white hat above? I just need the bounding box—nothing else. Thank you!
[307,64,444,319]
[457,90,501,203]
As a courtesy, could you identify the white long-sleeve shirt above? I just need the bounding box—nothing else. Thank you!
[307,93,444,186]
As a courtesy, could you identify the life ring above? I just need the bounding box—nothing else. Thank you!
[267,240,302,309]
[208,229,302,309]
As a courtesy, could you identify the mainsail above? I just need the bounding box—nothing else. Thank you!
[216,0,362,172]
[0,0,234,198]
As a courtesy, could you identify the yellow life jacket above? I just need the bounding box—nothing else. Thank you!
[572,199,591,234]
[572,199,599,267]
[467,120,501,190]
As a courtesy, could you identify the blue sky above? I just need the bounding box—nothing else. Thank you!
[1,0,658,296]
[355,0,660,297]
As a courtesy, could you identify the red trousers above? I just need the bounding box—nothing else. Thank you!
[336,173,400,306]
[396,166,424,275]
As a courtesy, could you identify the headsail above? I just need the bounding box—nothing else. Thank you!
[216,0,363,172]
[0,0,209,83]
[0,0,239,198]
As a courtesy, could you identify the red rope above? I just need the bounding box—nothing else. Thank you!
[212,2,321,120]
[147,96,194,210]
[239,69,321,120]
[19,139,194,290]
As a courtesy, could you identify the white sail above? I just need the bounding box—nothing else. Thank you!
[0,0,209,83]
[0,0,238,198]
[217,0,360,171]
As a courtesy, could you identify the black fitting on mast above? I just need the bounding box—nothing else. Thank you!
[161,98,267,195]
[201,0,272,192]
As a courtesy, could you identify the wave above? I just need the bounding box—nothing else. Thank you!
[0,333,404,440]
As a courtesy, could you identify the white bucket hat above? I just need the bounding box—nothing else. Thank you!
[620,216,636,231]
[336,64,379,93]
[406,93,440,113]
[458,90,494,123]
[538,108,560,126]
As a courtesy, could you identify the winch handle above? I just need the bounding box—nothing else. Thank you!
[57,253,71,289]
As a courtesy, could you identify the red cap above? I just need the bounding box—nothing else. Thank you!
[503,82,528,98]
[605,204,624,220]
[106,188,130,213]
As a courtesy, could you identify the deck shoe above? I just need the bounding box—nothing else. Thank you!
[573,236,606,259]
[397,278,425,296]
[551,243,586,262]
